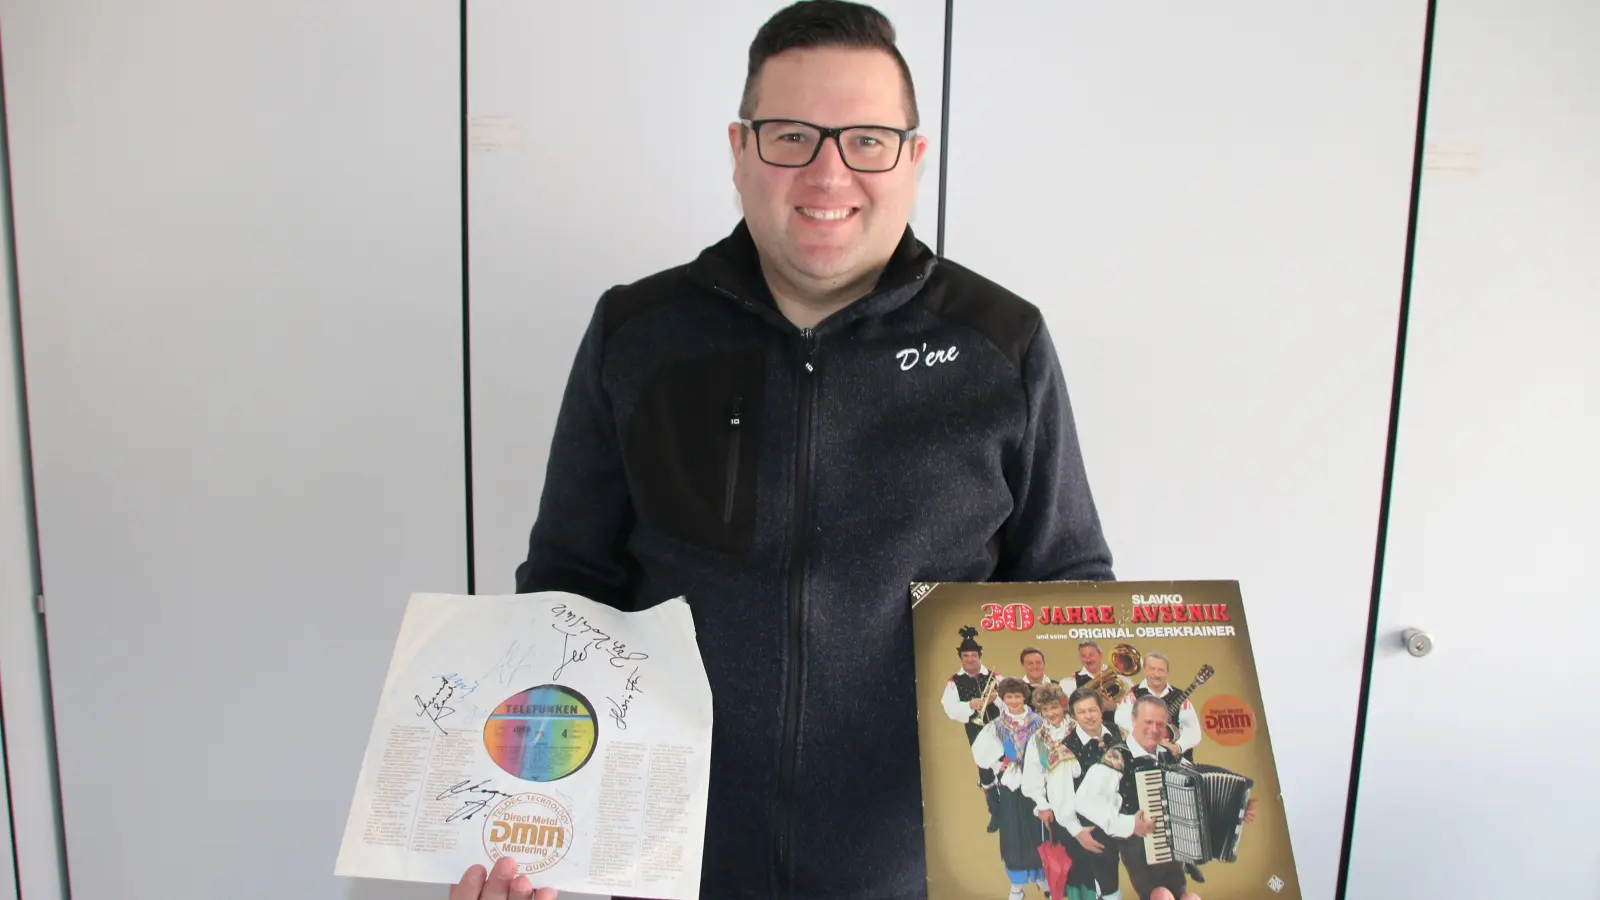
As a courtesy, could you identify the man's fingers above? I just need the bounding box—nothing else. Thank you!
[534,888,560,900]
[509,875,536,900]
[479,856,519,900]
[449,864,488,900]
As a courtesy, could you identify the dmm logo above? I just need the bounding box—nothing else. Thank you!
[487,820,564,849]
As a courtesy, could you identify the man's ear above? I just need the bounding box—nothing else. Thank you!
[911,133,929,166]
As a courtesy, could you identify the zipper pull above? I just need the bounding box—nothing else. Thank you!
[801,328,818,373]
[730,395,742,428]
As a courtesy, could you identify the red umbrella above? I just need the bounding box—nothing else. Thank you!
[1037,819,1072,899]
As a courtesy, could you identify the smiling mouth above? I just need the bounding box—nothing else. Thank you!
[797,206,858,221]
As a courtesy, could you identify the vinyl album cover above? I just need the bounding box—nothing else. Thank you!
[910,580,1301,900]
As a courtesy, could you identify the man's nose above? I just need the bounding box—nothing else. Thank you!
[803,136,853,182]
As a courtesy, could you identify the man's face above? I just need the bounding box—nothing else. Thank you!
[1144,657,1169,692]
[1134,702,1167,751]
[1079,645,1102,673]
[728,46,926,294]
[1022,652,1046,682]
[1071,697,1103,732]
[960,650,982,674]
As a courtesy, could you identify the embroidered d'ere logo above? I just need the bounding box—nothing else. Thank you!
[895,343,959,371]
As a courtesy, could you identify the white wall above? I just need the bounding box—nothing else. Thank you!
[0,2,468,898]
[942,5,1426,898]
[0,57,68,900]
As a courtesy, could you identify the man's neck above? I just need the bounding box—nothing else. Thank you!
[759,254,885,330]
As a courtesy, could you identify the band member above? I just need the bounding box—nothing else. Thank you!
[1073,640,1130,716]
[1020,682,1111,900]
[1113,652,1201,763]
[1074,695,1189,900]
[972,677,1047,900]
[941,625,1004,832]
[1019,646,1055,707]
[1061,685,1124,898]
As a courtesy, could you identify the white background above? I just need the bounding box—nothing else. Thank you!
[1,1,1594,899]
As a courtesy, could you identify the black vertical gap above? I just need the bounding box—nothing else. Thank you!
[935,0,953,258]
[1333,0,1436,895]
[0,36,73,900]
[459,0,476,595]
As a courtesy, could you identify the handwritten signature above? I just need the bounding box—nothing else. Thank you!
[480,639,541,688]
[550,604,650,680]
[438,779,512,823]
[437,671,479,699]
[413,676,456,733]
[607,668,644,730]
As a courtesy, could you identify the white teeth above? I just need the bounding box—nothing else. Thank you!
[798,207,853,221]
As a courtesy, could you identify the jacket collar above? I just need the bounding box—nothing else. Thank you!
[686,218,939,334]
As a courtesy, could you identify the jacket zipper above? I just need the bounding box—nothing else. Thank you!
[722,395,742,524]
[774,326,818,895]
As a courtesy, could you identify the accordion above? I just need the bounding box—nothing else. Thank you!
[1134,761,1254,866]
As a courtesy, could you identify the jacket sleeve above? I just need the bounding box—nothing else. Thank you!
[513,290,640,609]
[995,316,1115,582]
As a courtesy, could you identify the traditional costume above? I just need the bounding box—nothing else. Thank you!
[973,702,1048,898]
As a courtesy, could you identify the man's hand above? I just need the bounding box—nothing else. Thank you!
[969,697,985,710]
[1159,739,1182,757]
[448,857,558,900]
[1243,797,1258,825]
[1131,810,1155,837]
[1036,808,1055,826]
[1074,829,1105,853]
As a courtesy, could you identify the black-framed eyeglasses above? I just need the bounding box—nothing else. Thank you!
[739,118,915,173]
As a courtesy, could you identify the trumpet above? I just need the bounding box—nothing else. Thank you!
[968,670,997,724]
[1084,642,1143,707]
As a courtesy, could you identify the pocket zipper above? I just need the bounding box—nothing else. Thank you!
[723,395,742,524]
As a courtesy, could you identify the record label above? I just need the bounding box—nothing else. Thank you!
[482,684,598,782]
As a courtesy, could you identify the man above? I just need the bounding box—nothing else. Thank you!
[450,2,1112,898]
[1073,640,1131,717]
[1018,646,1055,707]
[1112,653,1205,884]
[1113,653,1201,763]
[939,626,1005,832]
[1059,685,1125,898]
[1073,696,1186,900]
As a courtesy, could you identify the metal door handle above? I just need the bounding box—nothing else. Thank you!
[1401,628,1433,657]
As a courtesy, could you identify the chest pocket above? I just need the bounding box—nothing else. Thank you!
[622,350,765,553]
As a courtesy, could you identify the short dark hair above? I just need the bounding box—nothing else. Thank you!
[1068,686,1102,714]
[996,677,1029,702]
[1020,647,1044,664]
[740,1,920,128]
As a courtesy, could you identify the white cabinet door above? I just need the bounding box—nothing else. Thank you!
[944,5,1427,896]
[0,3,467,898]
[1342,0,1600,895]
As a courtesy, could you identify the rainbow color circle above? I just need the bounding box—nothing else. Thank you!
[482,684,598,783]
